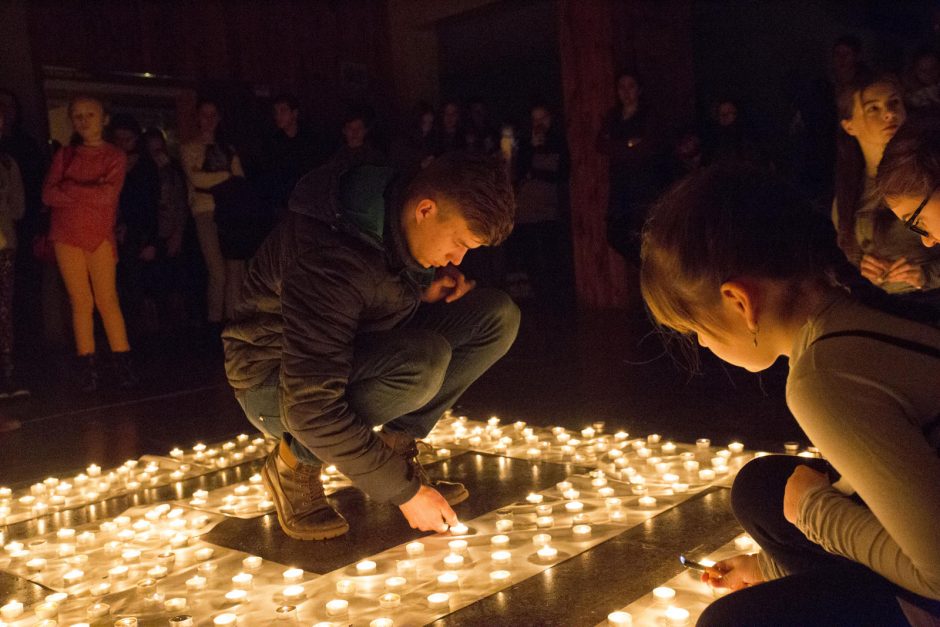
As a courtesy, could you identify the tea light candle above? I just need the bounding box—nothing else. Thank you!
[396,560,416,576]
[122,548,141,563]
[213,614,237,626]
[3,541,23,553]
[165,597,187,613]
[356,559,377,575]
[186,575,207,591]
[536,515,554,528]
[491,534,510,547]
[385,576,406,591]
[405,541,425,557]
[428,592,450,608]
[665,606,690,626]
[572,524,592,539]
[443,553,464,569]
[491,550,511,566]
[495,518,514,532]
[231,572,253,589]
[562,488,580,500]
[34,601,58,619]
[653,586,676,604]
[77,531,96,546]
[198,561,219,575]
[490,569,511,583]
[608,611,633,626]
[335,579,356,595]
[532,532,552,547]
[735,535,754,551]
[109,565,129,580]
[671,482,689,493]
[683,460,700,472]
[638,496,658,507]
[606,497,622,510]
[195,547,214,561]
[89,581,111,597]
[591,476,608,488]
[283,568,304,583]
[224,589,248,605]
[283,585,305,602]
[46,592,68,605]
[371,619,394,627]
[437,572,459,587]
[0,601,23,620]
[537,545,558,562]
[27,557,47,571]
[525,492,543,504]
[784,441,800,454]
[326,599,349,616]
[380,592,401,609]
[63,568,84,585]
[564,500,584,513]
[149,565,169,579]
[661,441,677,454]
[610,509,626,522]
[87,603,110,618]
[699,469,716,481]
[556,480,573,492]
[449,522,469,535]
[448,539,468,553]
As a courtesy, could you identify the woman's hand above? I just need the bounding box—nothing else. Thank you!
[783,465,830,524]
[859,254,890,284]
[701,554,765,591]
[883,257,925,289]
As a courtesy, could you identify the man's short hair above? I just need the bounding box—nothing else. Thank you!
[405,152,515,246]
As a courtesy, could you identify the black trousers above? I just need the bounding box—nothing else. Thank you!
[697,455,934,626]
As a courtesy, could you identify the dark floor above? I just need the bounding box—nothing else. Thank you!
[0,303,806,624]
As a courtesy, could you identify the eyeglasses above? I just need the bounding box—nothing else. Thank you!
[903,187,936,238]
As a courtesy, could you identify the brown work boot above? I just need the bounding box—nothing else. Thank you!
[378,430,469,506]
[260,439,349,540]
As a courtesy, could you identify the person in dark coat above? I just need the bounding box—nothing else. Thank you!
[223,152,519,540]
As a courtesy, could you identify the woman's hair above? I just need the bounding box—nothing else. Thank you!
[833,71,902,262]
[640,165,844,338]
[876,118,940,200]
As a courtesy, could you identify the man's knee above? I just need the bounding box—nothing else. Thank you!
[405,331,451,395]
[474,288,521,348]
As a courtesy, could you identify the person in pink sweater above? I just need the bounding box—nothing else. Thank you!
[42,95,137,391]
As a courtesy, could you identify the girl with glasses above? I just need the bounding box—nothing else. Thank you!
[641,167,940,626]
[877,119,940,247]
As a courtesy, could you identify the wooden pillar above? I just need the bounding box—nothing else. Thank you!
[558,0,628,310]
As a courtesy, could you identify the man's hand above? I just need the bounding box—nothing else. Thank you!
[398,485,458,532]
[701,554,765,591]
[422,265,476,304]
[783,464,830,524]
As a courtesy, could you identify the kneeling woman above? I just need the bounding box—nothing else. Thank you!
[641,167,940,626]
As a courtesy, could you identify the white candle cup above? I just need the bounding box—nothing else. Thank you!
[784,441,800,454]
[490,569,511,583]
[671,482,690,493]
[537,545,558,562]
[165,597,187,613]
[213,614,237,626]
[449,522,469,536]
[610,509,626,522]
[437,572,459,587]
[556,480,573,492]
[396,559,416,576]
[90,582,112,597]
[335,579,356,595]
[638,496,658,508]
[27,557,47,572]
[665,606,691,626]
[734,535,754,551]
[224,589,248,605]
[86,603,110,618]
[356,559,377,575]
[562,488,580,500]
[108,565,129,580]
[591,476,609,488]
[385,576,407,591]
[427,592,451,608]
[283,568,304,584]
[405,541,425,557]
[728,441,745,454]
[525,493,543,504]
[0,601,24,620]
[698,469,716,481]
[379,592,401,609]
[448,539,468,553]
[532,533,552,547]
[195,547,214,562]
[283,585,305,602]
[661,442,677,454]
[495,518,514,532]
[491,550,511,566]
[564,501,584,513]
[536,515,554,529]
[62,568,84,585]
[231,572,253,589]
[371,619,394,627]
[491,534,510,548]
[572,524,592,539]
[606,497,623,510]
[683,460,700,472]
[185,575,207,591]
[653,586,677,604]
[121,548,141,563]
[443,553,464,569]
[608,610,633,626]
[34,601,58,619]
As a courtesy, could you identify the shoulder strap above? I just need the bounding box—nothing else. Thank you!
[811,330,940,360]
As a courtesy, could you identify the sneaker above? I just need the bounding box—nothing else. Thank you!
[378,430,469,506]
[260,439,349,540]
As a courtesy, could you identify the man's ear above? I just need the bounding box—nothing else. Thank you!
[413,198,438,224]
[718,279,760,333]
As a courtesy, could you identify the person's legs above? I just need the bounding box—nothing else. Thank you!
[697,564,908,627]
[54,242,96,356]
[0,249,16,356]
[85,241,130,353]
[382,287,519,439]
[194,213,226,323]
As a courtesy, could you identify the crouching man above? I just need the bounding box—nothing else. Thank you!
[223,153,519,539]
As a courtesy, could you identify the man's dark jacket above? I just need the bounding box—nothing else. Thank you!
[222,162,432,505]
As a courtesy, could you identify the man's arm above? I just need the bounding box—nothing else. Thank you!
[279,245,420,505]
